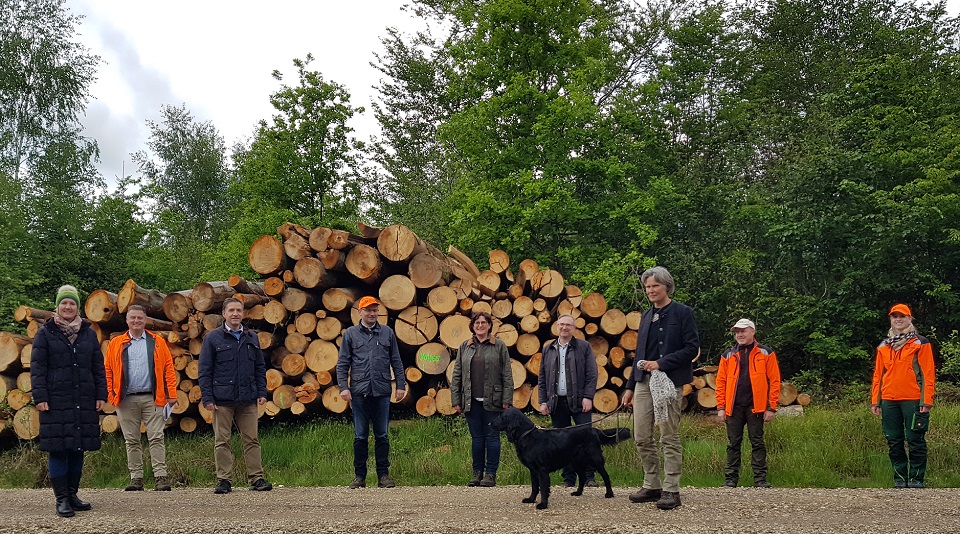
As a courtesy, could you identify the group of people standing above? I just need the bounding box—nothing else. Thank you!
[29,266,935,517]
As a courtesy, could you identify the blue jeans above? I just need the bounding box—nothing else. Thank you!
[48,450,84,479]
[465,398,501,474]
[352,394,391,477]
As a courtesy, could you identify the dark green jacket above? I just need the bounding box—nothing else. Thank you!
[451,337,513,412]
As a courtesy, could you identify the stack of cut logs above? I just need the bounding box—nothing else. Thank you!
[0,222,810,441]
[685,365,812,413]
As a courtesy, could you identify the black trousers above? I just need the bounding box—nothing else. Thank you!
[725,404,767,483]
[551,396,594,484]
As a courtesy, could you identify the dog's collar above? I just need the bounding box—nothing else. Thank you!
[518,425,542,440]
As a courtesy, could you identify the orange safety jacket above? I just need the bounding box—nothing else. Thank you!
[104,330,177,407]
[871,335,935,406]
[715,343,781,416]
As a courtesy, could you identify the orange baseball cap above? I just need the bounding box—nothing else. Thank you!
[357,296,379,309]
[888,303,912,317]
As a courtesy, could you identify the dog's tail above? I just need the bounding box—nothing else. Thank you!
[594,427,632,446]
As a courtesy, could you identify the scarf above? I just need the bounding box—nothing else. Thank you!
[54,315,83,344]
[884,332,918,352]
[649,370,678,423]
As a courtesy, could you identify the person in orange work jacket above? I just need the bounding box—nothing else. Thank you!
[104,305,178,491]
[871,303,935,488]
[715,318,781,488]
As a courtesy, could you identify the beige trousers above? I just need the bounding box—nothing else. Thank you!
[117,393,168,479]
[212,403,264,483]
[633,382,684,492]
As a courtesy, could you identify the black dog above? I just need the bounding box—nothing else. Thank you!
[491,407,631,509]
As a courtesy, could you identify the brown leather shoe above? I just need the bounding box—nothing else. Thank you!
[348,476,366,489]
[378,475,396,488]
[154,476,171,491]
[628,487,662,503]
[655,491,682,510]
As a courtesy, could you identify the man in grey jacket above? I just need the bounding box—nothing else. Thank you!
[337,296,407,489]
[538,314,598,487]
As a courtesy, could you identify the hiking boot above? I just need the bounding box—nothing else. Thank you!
[754,480,772,488]
[479,473,496,487]
[722,480,737,488]
[468,471,483,487]
[378,475,397,488]
[584,479,598,488]
[213,479,232,494]
[655,491,682,510]
[250,478,273,491]
[907,480,924,488]
[349,476,366,489]
[628,487,662,503]
[894,480,907,489]
[154,476,172,491]
[124,478,144,491]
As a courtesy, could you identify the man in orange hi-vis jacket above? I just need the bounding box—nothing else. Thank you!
[715,318,781,488]
[871,303,936,488]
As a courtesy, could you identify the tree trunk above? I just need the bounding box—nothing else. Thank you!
[493,323,518,348]
[192,282,236,312]
[278,222,312,261]
[377,224,428,264]
[477,270,501,296]
[592,389,619,413]
[281,353,307,376]
[696,387,718,409]
[438,315,472,350]
[524,352,541,377]
[13,406,40,440]
[284,332,310,355]
[264,300,288,325]
[447,245,482,279]
[600,309,627,336]
[117,279,167,317]
[321,287,364,312]
[293,257,343,289]
[14,306,54,323]
[512,383,532,409]
[326,229,352,250]
[408,252,452,289]
[308,226,333,252]
[282,287,319,313]
[85,289,121,325]
[273,384,297,410]
[779,382,799,406]
[434,388,456,415]
[249,235,287,275]
[425,286,458,316]
[304,339,339,373]
[516,334,541,357]
[413,342,450,375]
[321,387,349,413]
[580,292,608,319]
[531,269,565,300]
[395,306,439,346]
[488,249,510,274]
[380,274,417,311]
[1,333,30,373]
[345,244,383,284]
[317,248,347,271]
[415,395,437,417]
[228,275,266,296]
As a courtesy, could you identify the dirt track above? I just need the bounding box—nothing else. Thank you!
[2,485,956,533]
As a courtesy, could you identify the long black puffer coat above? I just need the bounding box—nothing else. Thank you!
[30,317,107,452]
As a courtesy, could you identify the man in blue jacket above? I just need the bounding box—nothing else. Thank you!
[198,298,272,494]
[337,296,407,489]
[622,266,699,510]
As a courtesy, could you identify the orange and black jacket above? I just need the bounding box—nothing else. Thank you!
[715,343,781,416]
[871,336,935,406]
[104,330,178,407]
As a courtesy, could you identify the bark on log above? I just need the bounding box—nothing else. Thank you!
[117,279,167,317]
[228,275,267,296]
[317,249,347,271]
[14,306,54,323]
[249,235,287,275]
[192,281,236,313]
[447,245,482,279]
[278,223,313,261]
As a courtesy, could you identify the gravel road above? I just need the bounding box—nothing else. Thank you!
[2,484,956,534]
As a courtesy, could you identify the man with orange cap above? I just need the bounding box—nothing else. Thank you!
[337,296,407,489]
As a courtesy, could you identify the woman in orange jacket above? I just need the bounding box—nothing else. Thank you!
[871,303,935,488]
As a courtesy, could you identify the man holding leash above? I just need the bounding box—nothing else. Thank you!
[538,314,599,488]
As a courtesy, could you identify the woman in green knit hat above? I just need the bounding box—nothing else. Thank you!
[30,285,107,517]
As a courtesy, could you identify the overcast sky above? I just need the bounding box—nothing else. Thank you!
[67,0,959,184]
[68,0,428,183]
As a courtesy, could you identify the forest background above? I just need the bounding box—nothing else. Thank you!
[3,0,960,398]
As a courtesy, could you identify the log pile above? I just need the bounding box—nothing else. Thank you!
[0,222,811,442]
[682,365,812,413]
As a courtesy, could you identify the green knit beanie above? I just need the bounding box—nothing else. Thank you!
[56,284,81,307]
